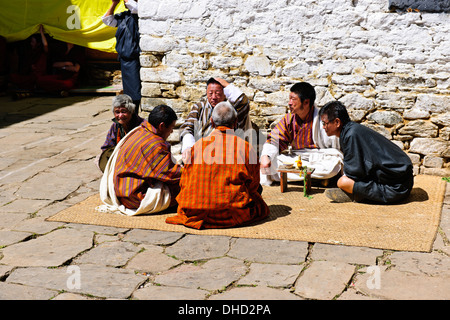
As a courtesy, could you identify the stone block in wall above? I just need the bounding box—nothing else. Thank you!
[376,92,416,110]
[431,113,450,127]
[244,55,272,76]
[139,0,207,20]
[409,138,449,156]
[167,129,181,144]
[339,93,375,111]
[444,147,450,158]
[141,97,189,114]
[332,74,369,86]
[315,87,335,107]
[374,71,433,88]
[416,94,450,114]
[259,106,287,117]
[140,54,162,68]
[164,52,194,69]
[282,61,310,78]
[348,110,367,122]
[441,128,450,141]
[423,155,444,168]
[140,35,176,53]
[210,55,244,70]
[318,60,355,77]
[408,153,421,165]
[266,91,289,107]
[421,167,450,177]
[367,111,403,126]
[161,84,177,98]
[364,60,389,74]
[141,83,162,97]
[138,19,169,36]
[392,140,405,150]
[248,78,283,93]
[175,86,205,102]
[403,107,430,120]
[398,120,439,138]
[140,66,182,85]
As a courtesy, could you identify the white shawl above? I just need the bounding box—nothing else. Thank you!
[96,126,172,216]
[260,107,343,184]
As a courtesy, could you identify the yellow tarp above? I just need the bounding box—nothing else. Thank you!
[0,0,126,53]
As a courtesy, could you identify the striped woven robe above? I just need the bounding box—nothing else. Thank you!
[267,108,317,151]
[166,126,269,229]
[180,84,251,151]
[112,120,182,210]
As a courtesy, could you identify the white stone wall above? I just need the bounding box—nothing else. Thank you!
[138,0,450,175]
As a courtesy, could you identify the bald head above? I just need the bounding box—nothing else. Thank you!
[211,102,237,128]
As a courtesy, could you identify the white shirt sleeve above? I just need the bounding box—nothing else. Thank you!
[181,133,196,153]
[125,0,139,14]
[102,14,118,27]
[260,142,279,160]
[223,84,243,105]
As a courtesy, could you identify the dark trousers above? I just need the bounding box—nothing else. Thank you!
[120,57,141,112]
[353,173,414,204]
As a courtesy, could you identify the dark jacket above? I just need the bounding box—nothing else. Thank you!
[340,121,413,203]
[114,10,140,60]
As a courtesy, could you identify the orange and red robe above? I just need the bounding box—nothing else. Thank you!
[267,108,317,152]
[114,121,182,209]
[166,126,269,229]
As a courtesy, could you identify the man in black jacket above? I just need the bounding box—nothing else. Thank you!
[319,101,414,204]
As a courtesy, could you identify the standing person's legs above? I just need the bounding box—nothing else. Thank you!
[120,58,141,114]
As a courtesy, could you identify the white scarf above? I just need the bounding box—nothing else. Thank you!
[96,126,171,216]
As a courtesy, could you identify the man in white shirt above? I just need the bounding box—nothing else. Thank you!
[180,77,252,163]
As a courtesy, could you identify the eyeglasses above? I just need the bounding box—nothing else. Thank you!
[322,119,335,126]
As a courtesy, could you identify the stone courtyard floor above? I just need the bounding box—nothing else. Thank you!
[0,95,449,306]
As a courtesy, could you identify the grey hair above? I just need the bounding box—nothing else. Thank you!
[112,94,135,113]
[211,101,237,127]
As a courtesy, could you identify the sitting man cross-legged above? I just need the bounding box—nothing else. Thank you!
[166,101,269,229]
[98,105,182,216]
[319,100,414,204]
[260,82,343,186]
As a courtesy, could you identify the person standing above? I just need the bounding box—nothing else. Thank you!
[103,0,141,113]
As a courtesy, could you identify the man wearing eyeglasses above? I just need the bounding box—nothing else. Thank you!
[319,100,414,203]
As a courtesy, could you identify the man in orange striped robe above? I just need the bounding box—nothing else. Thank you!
[260,82,343,185]
[101,105,182,215]
[166,102,269,229]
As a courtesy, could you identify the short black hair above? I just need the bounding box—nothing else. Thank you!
[206,77,223,88]
[290,82,316,108]
[148,105,177,128]
[319,101,351,126]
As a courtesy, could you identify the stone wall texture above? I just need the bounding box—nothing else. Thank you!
[138,0,450,176]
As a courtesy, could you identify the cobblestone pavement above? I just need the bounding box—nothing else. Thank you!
[0,95,449,303]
